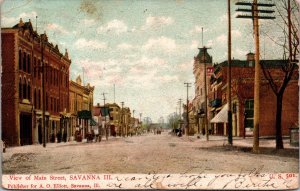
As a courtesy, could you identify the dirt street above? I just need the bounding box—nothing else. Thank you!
[2,132,298,174]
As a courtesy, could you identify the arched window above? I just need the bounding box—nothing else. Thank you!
[53,98,56,112]
[38,60,41,80]
[19,50,22,70]
[23,78,27,99]
[34,57,37,78]
[19,77,22,100]
[23,52,26,72]
[56,70,58,86]
[28,81,31,101]
[34,88,37,108]
[57,99,59,112]
[27,54,31,74]
[38,89,41,109]
[46,93,48,111]
[50,68,53,85]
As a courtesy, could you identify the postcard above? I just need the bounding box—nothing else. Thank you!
[1,0,299,190]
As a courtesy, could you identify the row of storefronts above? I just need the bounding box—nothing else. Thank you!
[1,19,97,146]
[190,50,298,138]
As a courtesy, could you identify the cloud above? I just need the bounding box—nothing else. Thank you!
[82,19,96,26]
[19,11,37,20]
[179,60,193,71]
[141,15,174,30]
[189,25,208,35]
[190,40,199,49]
[74,38,107,49]
[97,19,128,34]
[233,49,248,58]
[206,39,214,47]
[117,43,134,50]
[216,34,227,43]
[220,12,239,22]
[46,23,69,34]
[137,56,166,67]
[158,75,178,83]
[1,11,37,27]
[232,29,242,38]
[142,36,176,52]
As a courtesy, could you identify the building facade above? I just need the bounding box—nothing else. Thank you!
[69,76,94,140]
[105,103,120,136]
[192,48,213,135]
[209,53,298,137]
[1,19,71,146]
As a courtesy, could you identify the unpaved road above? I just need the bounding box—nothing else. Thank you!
[2,132,298,174]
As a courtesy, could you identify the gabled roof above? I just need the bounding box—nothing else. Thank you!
[13,18,34,33]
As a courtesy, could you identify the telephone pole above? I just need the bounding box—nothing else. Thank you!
[102,93,108,140]
[227,0,233,145]
[178,98,182,119]
[184,82,191,136]
[102,93,107,106]
[236,0,275,153]
[121,102,124,137]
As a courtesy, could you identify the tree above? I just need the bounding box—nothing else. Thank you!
[167,113,180,130]
[260,0,299,149]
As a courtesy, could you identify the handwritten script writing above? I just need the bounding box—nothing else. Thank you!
[2,170,298,190]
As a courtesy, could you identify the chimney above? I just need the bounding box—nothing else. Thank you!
[246,52,255,61]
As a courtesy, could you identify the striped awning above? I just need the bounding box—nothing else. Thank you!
[210,104,228,123]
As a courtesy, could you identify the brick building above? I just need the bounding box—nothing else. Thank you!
[69,76,94,140]
[105,103,121,136]
[1,18,71,146]
[209,53,298,137]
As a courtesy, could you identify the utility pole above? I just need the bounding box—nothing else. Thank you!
[288,0,292,62]
[236,0,275,153]
[121,102,124,137]
[184,82,191,136]
[113,84,116,103]
[102,93,108,140]
[41,32,46,148]
[102,93,107,107]
[227,0,233,145]
[140,113,142,133]
[178,99,182,120]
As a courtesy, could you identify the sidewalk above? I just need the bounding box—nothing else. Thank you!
[179,134,299,149]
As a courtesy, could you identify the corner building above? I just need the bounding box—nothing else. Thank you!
[1,19,71,146]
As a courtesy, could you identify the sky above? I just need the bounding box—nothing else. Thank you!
[1,0,290,122]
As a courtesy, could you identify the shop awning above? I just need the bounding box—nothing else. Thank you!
[210,104,228,123]
[90,117,98,126]
[78,110,92,119]
[100,107,110,116]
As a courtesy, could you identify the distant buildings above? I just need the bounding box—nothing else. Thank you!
[69,76,94,140]
[1,19,71,146]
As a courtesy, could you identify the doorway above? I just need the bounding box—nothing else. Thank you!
[20,113,33,145]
